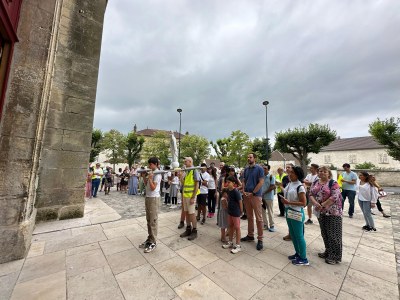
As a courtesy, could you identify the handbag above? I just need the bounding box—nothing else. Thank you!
[286,208,303,221]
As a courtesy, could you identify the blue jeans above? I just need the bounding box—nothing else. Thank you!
[341,189,356,216]
[359,200,375,228]
[92,178,101,197]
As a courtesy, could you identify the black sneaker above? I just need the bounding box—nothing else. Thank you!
[288,253,299,260]
[180,227,192,237]
[240,235,255,242]
[188,228,198,240]
[256,240,263,251]
[178,221,185,229]
[240,215,247,220]
[305,219,313,225]
[201,219,205,225]
[325,258,337,265]
[139,240,150,248]
[363,225,371,231]
[144,243,156,253]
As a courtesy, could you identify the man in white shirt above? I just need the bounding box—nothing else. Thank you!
[303,164,319,225]
[197,163,210,224]
[139,157,162,253]
[91,163,104,198]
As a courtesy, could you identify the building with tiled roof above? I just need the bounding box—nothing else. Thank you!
[136,128,183,140]
[310,136,399,170]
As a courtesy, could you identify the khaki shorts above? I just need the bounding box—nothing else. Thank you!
[183,197,196,214]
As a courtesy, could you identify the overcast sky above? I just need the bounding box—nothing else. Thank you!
[94,0,400,144]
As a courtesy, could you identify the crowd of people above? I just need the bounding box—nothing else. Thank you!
[85,154,390,263]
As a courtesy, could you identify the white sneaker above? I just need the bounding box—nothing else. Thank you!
[222,241,233,249]
[231,245,242,254]
[170,205,177,209]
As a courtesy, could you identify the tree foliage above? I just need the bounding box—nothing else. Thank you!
[251,138,272,162]
[228,130,252,168]
[369,117,400,161]
[210,130,252,167]
[102,129,126,168]
[274,124,336,172]
[125,132,145,168]
[143,131,170,166]
[90,129,103,163]
[355,161,376,169]
[180,134,210,166]
[210,137,231,163]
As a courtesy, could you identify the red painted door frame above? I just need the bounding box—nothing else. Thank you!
[0,0,22,120]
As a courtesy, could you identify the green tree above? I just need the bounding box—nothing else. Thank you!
[369,117,400,161]
[143,131,170,166]
[274,124,336,173]
[102,129,126,169]
[90,128,103,163]
[125,132,145,168]
[180,134,210,166]
[251,138,272,162]
[210,137,231,162]
[210,131,252,167]
[229,130,252,168]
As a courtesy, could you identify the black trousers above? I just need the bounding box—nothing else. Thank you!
[318,214,342,261]
[376,199,383,212]
[277,192,285,216]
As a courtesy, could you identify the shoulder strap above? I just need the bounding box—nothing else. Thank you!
[328,179,334,189]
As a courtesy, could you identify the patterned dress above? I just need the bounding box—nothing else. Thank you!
[311,179,343,262]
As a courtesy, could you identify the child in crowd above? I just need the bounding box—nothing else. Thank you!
[170,172,180,208]
[222,176,243,254]
[217,190,229,243]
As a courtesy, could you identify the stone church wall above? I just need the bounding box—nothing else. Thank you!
[0,0,107,263]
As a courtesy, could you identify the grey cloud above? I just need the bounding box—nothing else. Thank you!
[94,0,400,143]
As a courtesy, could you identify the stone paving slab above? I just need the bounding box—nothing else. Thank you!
[1,193,399,300]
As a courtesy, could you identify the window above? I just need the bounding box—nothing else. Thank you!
[349,154,357,164]
[379,153,389,164]
[324,155,331,163]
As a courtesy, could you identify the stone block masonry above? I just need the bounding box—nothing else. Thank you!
[0,0,107,263]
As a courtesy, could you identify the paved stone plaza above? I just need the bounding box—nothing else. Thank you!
[0,193,399,300]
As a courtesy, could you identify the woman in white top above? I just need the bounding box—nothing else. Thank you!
[279,166,309,266]
[207,167,217,218]
[358,171,378,231]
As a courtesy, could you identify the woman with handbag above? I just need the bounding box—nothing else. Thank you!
[309,166,343,265]
[279,166,309,266]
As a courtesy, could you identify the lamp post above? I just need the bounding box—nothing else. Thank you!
[177,108,182,163]
[262,100,269,163]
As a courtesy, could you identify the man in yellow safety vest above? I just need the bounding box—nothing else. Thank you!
[180,157,200,240]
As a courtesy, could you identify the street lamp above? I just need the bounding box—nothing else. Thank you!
[262,100,269,164]
[177,108,182,164]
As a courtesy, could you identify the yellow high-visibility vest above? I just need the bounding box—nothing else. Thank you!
[275,173,287,193]
[183,170,200,198]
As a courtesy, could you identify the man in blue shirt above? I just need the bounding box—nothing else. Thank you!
[262,163,276,232]
[241,153,265,250]
[341,163,358,218]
